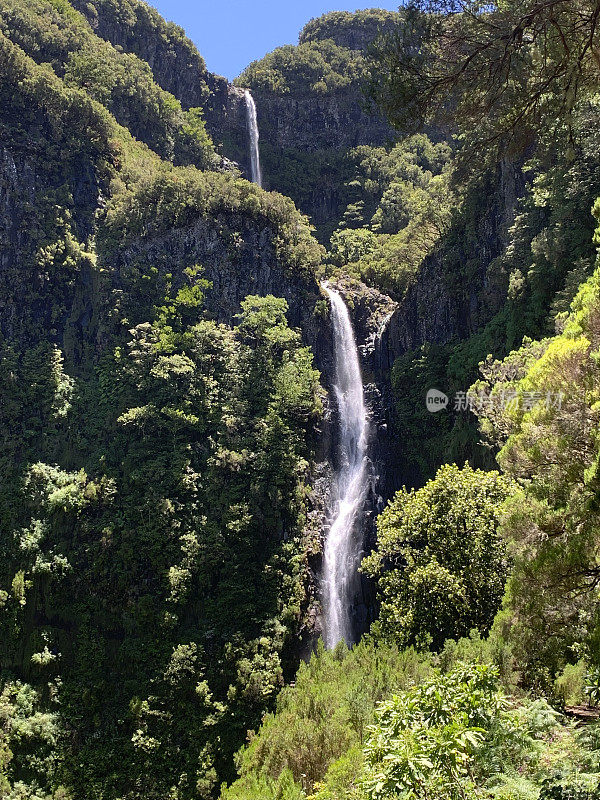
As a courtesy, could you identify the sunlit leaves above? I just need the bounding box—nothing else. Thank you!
[362,464,513,649]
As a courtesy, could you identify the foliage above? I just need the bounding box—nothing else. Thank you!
[0,0,216,169]
[555,662,587,708]
[4,0,600,796]
[236,10,421,247]
[0,4,328,795]
[0,681,64,798]
[1,285,322,797]
[362,663,506,800]
[585,668,600,707]
[68,0,213,107]
[101,166,323,278]
[221,640,431,798]
[362,0,600,492]
[324,134,454,294]
[387,101,600,485]
[238,39,364,96]
[362,464,513,650]
[470,250,600,683]
[369,1,600,156]
[299,10,401,50]
[330,228,378,267]
[223,652,600,800]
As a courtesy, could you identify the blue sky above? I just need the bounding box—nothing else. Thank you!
[148,1,402,80]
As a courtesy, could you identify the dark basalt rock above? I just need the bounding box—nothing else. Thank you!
[248,90,394,155]
[378,156,525,371]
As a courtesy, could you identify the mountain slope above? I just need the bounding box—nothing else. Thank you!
[0,4,328,795]
[236,10,402,242]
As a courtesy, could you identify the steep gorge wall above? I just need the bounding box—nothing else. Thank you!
[249,88,393,155]
[326,155,527,519]
[69,0,228,115]
[241,84,396,239]
[68,0,250,172]
[377,156,525,370]
[110,209,332,358]
[10,0,524,647]
[68,0,402,238]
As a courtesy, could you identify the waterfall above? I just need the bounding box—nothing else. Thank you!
[322,285,370,648]
[244,90,262,187]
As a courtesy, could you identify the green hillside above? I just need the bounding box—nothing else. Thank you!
[1,2,600,799]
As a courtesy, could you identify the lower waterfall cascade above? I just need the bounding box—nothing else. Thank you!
[322,285,370,648]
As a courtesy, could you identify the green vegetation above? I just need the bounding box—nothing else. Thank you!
[368,1,600,154]
[469,255,600,687]
[381,79,600,487]
[221,641,431,799]
[0,0,216,169]
[69,0,214,104]
[0,681,62,797]
[223,647,600,800]
[238,39,363,96]
[1,265,323,797]
[299,10,400,49]
[3,1,600,799]
[362,465,512,650]
[0,1,326,796]
[326,134,454,294]
[239,9,400,96]
[236,10,405,244]
[222,4,600,800]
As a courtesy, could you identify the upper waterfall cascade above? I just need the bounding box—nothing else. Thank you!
[322,285,370,648]
[244,90,262,187]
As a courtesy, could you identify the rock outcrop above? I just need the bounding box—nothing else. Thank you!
[377,156,525,371]
[250,90,394,155]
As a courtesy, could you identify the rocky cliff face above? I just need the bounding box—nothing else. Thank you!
[251,90,393,155]
[67,0,403,240]
[377,157,525,372]
[111,209,332,361]
[0,128,106,348]
[68,0,245,166]
[319,151,524,524]
[209,86,255,180]
[249,87,396,240]
[0,21,333,374]
[69,0,226,111]
[0,40,342,693]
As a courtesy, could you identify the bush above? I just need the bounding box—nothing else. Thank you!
[362,464,513,650]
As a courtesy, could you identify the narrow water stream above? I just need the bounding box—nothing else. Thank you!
[244,90,262,187]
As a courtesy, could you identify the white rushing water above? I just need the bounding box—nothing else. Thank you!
[322,285,369,648]
[244,90,262,187]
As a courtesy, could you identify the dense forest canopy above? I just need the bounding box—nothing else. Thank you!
[1,1,600,799]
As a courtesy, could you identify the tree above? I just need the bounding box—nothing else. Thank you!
[362,464,513,649]
[470,257,600,684]
[0,681,62,797]
[330,228,378,265]
[369,1,600,154]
